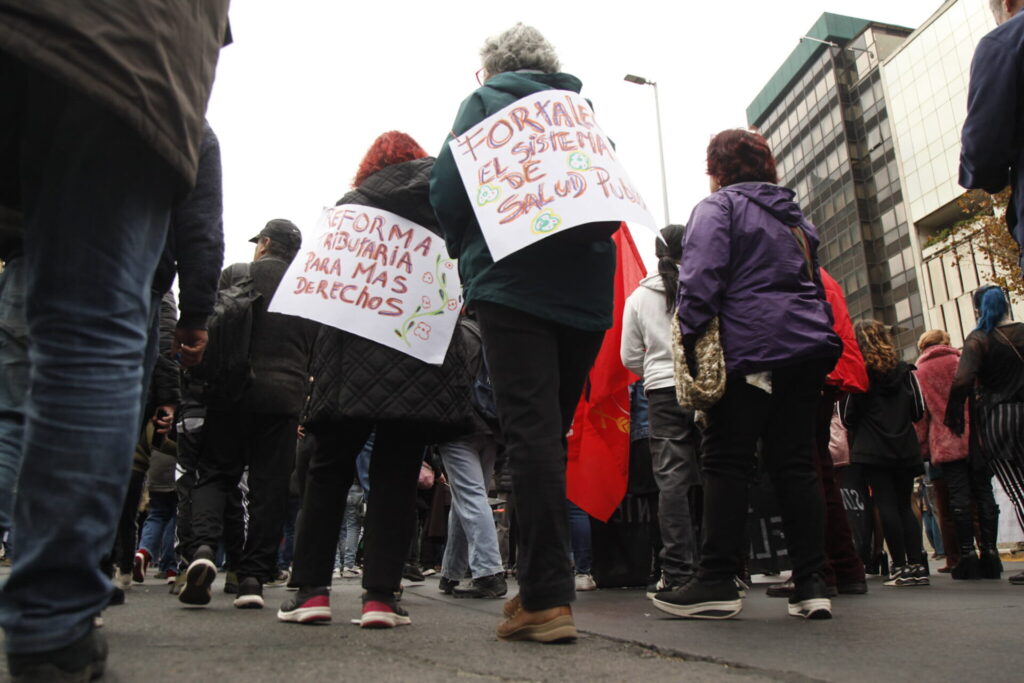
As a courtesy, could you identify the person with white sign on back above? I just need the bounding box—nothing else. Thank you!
[430,24,622,644]
[277,132,478,629]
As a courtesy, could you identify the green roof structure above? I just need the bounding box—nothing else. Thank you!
[746,12,871,127]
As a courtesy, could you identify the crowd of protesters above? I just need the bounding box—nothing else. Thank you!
[3,4,1024,681]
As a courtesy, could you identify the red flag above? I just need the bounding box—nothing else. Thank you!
[566,225,647,521]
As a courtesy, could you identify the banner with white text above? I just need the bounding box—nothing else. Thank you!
[268,205,462,365]
[449,89,657,261]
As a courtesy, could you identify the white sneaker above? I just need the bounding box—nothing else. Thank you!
[113,568,132,591]
[341,567,362,578]
[574,573,597,591]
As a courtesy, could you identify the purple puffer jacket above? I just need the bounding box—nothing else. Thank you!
[678,182,841,375]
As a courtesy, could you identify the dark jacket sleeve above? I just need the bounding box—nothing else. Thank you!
[150,291,181,407]
[430,92,488,259]
[172,122,225,329]
[959,31,1022,193]
[677,194,732,340]
[945,334,984,434]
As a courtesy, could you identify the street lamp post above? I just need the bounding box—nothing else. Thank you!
[624,73,670,225]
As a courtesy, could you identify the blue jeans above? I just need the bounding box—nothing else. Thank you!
[336,485,364,569]
[440,434,503,580]
[138,491,178,572]
[0,57,175,654]
[567,500,593,574]
[0,255,27,534]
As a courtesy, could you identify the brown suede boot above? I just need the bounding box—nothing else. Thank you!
[503,594,521,618]
[496,604,577,643]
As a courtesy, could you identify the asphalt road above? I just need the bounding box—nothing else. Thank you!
[2,563,1023,682]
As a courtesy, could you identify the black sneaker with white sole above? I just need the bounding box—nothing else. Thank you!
[652,579,742,619]
[645,573,690,599]
[178,546,217,606]
[234,576,265,609]
[787,574,833,620]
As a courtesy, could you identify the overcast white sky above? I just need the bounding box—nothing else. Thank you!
[206,1,943,268]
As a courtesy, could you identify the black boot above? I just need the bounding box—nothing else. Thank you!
[978,513,1003,579]
[951,511,980,580]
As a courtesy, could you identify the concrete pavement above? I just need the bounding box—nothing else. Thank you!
[4,562,1021,682]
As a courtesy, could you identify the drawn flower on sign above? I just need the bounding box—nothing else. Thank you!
[531,211,562,235]
[476,184,501,206]
[394,253,457,348]
[567,151,591,171]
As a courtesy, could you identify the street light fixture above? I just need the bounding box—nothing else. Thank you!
[624,73,670,225]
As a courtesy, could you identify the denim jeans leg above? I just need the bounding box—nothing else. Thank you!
[567,501,593,574]
[0,65,174,654]
[0,255,27,532]
[441,496,470,581]
[341,487,363,568]
[439,434,503,579]
[157,506,177,571]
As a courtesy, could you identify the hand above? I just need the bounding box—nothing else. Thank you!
[297,425,306,440]
[173,327,208,367]
[152,404,177,434]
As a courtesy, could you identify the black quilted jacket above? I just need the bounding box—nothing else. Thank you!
[304,157,477,443]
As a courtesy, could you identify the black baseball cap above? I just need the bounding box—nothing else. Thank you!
[250,219,301,252]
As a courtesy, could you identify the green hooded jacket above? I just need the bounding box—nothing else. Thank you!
[429,71,617,331]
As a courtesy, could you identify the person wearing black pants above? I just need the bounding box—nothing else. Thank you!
[475,301,605,616]
[288,426,423,602]
[860,466,924,580]
[944,457,1000,578]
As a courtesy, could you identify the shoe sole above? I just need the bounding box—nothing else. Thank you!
[651,597,742,620]
[360,611,411,628]
[787,598,832,620]
[452,589,507,599]
[234,594,265,609]
[277,606,332,624]
[497,614,578,643]
[178,559,217,606]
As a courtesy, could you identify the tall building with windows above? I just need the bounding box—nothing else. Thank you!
[880,0,1021,347]
[746,13,922,356]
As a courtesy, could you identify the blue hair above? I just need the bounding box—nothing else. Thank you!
[975,287,1009,334]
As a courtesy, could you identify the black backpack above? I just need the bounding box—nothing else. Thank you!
[460,317,499,428]
[187,264,262,408]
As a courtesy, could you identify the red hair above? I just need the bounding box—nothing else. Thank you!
[352,131,428,188]
[706,129,778,187]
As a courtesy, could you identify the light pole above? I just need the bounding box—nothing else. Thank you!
[624,73,670,225]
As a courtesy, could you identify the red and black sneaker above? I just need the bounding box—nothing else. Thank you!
[132,549,150,583]
[277,587,331,624]
[359,597,411,628]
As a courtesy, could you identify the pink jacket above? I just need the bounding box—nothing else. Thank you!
[914,344,970,464]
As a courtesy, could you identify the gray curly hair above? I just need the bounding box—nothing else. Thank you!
[480,23,560,78]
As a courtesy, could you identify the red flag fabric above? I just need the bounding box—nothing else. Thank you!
[566,225,647,522]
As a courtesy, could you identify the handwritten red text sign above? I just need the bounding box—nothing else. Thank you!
[268,205,462,365]
[449,90,656,261]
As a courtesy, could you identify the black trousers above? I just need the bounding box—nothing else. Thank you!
[944,457,999,550]
[475,301,605,611]
[861,465,923,567]
[290,422,423,599]
[190,410,297,582]
[698,361,831,584]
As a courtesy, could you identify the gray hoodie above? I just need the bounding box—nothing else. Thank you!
[621,273,676,392]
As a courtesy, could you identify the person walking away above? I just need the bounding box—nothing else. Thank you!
[946,286,1024,584]
[652,129,841,621]
[0,3,228,679]
[431,24,618,642]
[180,220,318,609]
[279,132,476,628]
[842,321,928,587]
[621,224,701,597]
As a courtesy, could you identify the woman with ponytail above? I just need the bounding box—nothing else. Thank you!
[946,285,1024,585]
[621,224,701,597]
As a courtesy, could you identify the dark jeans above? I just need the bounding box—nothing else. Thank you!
[813,393,865,586]
[861,465,923,567]
[112,470,147,574]
[278,495,301,570]
[698,361,831,585]
[567,500,593,574]
[646,387,700,582]
[475,301,605,611]
[191,410,297,582]
[290,422,423,600]
[0,53,175,654]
